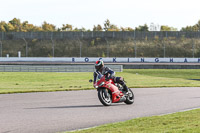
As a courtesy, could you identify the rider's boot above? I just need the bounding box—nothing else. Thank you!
[115,77,130,95]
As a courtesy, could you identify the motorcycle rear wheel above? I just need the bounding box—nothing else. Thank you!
[98,88,112,106]
[124,88,134,104]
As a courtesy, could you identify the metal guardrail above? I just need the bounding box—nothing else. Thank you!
[0,65,123,72]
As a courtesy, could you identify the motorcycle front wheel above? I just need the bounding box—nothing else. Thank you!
[98,88,112,106]
[124,88,134,104]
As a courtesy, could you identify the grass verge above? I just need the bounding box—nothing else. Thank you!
[66,108,200,133]
[0,69,200,94]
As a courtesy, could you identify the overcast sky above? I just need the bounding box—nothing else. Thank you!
[0,0,200,30]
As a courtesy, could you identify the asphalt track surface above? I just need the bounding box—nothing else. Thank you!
[0,87,200,133]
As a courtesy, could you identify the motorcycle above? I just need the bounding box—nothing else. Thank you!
[89,74,134,106]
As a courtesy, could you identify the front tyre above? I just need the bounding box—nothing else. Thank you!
[124,88,134,104]
[98,88,112,106]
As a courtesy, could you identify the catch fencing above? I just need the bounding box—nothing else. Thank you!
[1,31,200,40]
[0,31,200,58]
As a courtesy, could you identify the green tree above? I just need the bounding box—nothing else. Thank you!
[104,19,111,31]
[103,19,120,31]
[108,24,120,31]
[110,25,118,31]
[160,25,177,31]
[33,26,43,32]
[181,19,200,31]
[181,25,198,31]
[21,21,43,32]
[21,21,29,32]
[0,21,6,32]
[93,24,103,31]
[196,20,200,31]
[73,27,87,31]
[121,27,134,31]
[193,20,200,31]
[42,21,56,31]
[61,24,72,31]
[9,18,21,32]
[135,24,149,31]
[127,27,134,31]
[81,27,86,31]
[6,23,15,31]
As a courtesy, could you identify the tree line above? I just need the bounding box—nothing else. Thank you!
[0,18,200,32]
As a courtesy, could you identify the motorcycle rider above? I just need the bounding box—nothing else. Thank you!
[93,60,129,93]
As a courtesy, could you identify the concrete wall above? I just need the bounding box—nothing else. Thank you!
[1,57,200,63]
[1,57,200,69]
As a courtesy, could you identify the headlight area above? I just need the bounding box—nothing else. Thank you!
[95,82,105,89]
[99,82,105,86]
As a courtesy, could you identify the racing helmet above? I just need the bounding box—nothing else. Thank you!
[95,60,104,70]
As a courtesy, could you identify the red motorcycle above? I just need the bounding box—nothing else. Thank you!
[89,75,134,106]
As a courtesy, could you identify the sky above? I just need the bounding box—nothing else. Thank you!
[0,0,200,30]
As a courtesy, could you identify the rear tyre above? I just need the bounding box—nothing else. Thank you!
[124,88,134,104]
[98,88,112,106]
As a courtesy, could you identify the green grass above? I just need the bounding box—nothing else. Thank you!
[121,69,200,88]
[67,109,200,133]
[0,72,93,94]
[0,69,200,94]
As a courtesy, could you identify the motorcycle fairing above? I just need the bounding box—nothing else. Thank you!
[96,76,125,103]
[104,81,122,103]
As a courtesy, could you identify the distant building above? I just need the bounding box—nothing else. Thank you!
[149,23,160,31]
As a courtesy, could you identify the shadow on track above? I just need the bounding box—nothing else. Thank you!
[25,104,125,109]
[189,79,200,81]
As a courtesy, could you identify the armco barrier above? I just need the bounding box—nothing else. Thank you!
[123,63,200,69]
[0,65,123,72]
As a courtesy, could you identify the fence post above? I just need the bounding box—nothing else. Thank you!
[105,38,109,57]
[22,38,28,57]
[113,32,115,38]
[0,40,2,57]
[165,32,168,58]
[0,32,4,57]
[133,30,137,58]
[78,38,82,57]
[82,32,84,39]
[31,32,33,39]
[192,38,195,58]
[163,40,166,58]
[1,32,3,40]
[51,38,55,57]
[51,32,55,57]
[134,40,137,58]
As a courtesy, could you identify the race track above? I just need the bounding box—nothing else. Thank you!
[0,87,200,133]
